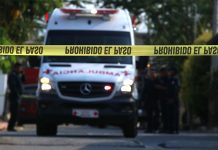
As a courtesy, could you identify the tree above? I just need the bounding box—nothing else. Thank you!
[103,0,213,44]
[181,56,210,127]
[0,0,62,72]
[0,0,62,44]
[0,26,16,73]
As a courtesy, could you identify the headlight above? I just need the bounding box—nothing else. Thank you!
[123,79,134,86]
[121,85,132,92]
[41,83,52,91]
[120,79,134,93]
[40,77,50,84]
[40,77,52,91]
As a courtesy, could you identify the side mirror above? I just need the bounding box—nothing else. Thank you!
[28,56,41,67]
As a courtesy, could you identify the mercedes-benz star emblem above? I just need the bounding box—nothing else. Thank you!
[80,83,92,95]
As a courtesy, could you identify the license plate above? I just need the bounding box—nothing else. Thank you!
[72,109,99,118]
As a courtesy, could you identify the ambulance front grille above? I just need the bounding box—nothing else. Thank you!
[58,82,114,98]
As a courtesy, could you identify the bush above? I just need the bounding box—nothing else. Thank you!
[0,27,16,73]
[181,56,210,126]
[194,31,212,44]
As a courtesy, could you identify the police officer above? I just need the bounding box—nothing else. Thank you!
[168,66,180,133]
[155,66,171,133]
[142,66,159,133]
[7,63,23,131]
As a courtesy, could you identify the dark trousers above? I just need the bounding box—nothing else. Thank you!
[145,101,159,132]
[8,96,19,129]
[173,101,179,132]
[161,100,179,133]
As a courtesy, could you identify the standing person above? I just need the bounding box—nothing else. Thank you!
[168,67,180,133]
[7,63,23,131]
[155,66,170,133]
[142,66,159,133]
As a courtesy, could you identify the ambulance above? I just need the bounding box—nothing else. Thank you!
[37,7,138,138]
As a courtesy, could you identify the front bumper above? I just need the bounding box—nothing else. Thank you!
[37,93,137,126]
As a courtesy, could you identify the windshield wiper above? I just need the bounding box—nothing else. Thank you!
[104,65,126,68]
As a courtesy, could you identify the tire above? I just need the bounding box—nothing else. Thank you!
[122,117,138,138]
[36,121,57,136]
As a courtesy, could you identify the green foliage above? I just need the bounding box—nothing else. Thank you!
[177,31,212,123]
[0,0,62,44]
[0,27,16,73]
[0,27,12,45]
[103,0,213,44]
[0,0,62,72]
[181,56,210,125]
[0,56,17,74]
[194,31,212,44]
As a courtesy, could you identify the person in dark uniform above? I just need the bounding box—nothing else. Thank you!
[142,66,160,133]
[7,63,23,131]
[156,66,180,133]
[155,66,171,133]
[168,67,180,133]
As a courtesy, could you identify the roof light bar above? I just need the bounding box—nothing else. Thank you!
[91,9,98,14]
[61,8,118,15]
[97,9,118,14]
[61,8,82,14]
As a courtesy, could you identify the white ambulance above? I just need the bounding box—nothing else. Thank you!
[37,7,138,138]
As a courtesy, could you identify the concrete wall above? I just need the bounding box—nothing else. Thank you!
[0,71,7,116]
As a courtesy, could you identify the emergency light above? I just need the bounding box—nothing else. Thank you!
[61,8,118,16]
[104,85,112,91]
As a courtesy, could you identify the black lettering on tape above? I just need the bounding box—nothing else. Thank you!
[104,46,112,54]
[16,46,24,54]
[154,47,159,54]
[26,46,43,54]
[0,46,14,54]
[65,46,70,54]
[65,46,102,55]
[114,46,131,55]
[86,47,90,54]
[154,46,191,55]
[204,46,218,55]
[194,47,201,54]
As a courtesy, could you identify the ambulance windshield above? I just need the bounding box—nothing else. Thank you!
[46,30,131,45]
[44,30,132,64]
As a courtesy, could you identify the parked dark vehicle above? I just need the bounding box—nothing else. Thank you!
[18,68,39,124]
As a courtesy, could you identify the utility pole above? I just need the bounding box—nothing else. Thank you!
[209,0,218,127]
[211,0,218,72]
[213,0,218,35]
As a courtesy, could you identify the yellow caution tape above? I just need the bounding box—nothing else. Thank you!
[0,45,218,56]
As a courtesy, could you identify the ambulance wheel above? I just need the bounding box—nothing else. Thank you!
[122,117,138,138]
